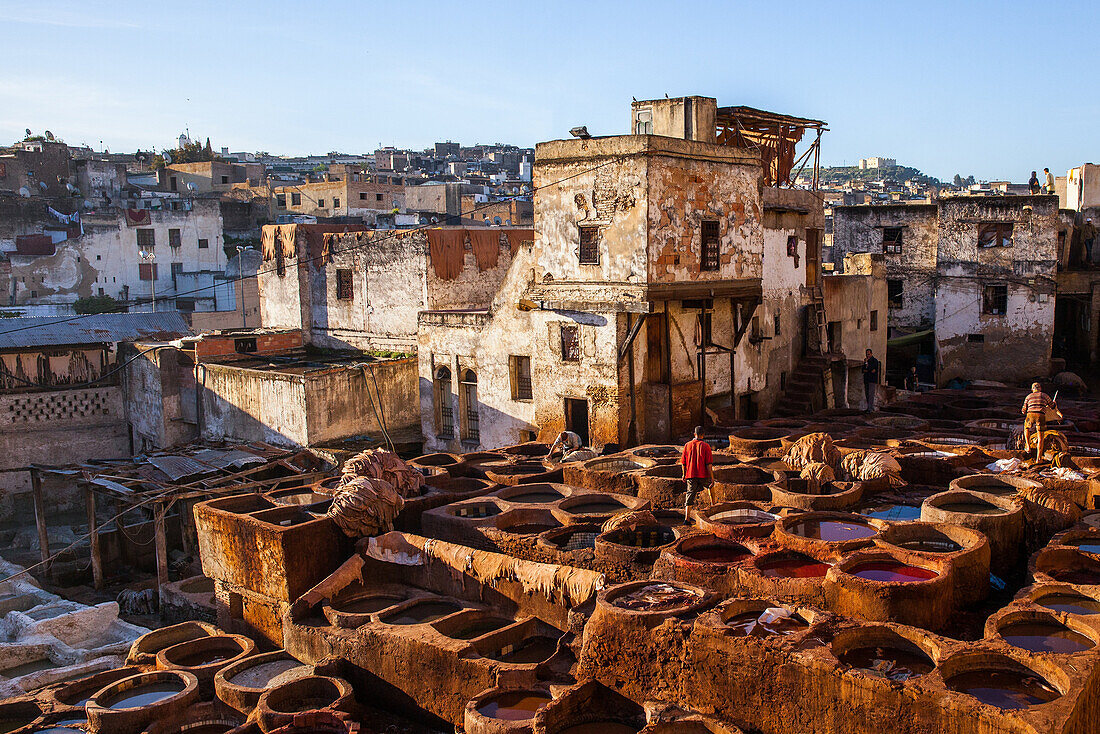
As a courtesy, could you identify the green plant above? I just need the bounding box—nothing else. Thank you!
[74,294,120,314]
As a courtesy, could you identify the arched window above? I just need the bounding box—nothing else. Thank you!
[435,366,453,439]
[459,369,479,442]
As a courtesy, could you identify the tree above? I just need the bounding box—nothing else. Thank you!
[204,137,213,157]
[152,136,219,169]
[965,175,976,186]
[953,174,963,187]
[74,295,119,314]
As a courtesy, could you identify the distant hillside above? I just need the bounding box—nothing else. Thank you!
[817,164,944,188]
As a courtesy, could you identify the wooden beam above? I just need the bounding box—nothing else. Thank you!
[85,484,103,590]
[154,503,169,608]
[617,312,646,364]
[733,296,761,347]
[31,468,51,575]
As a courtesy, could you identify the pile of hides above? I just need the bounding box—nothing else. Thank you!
[839,450,905,487]
[326,449,424,538]
[782,433,840,470]
[602,510,658,533]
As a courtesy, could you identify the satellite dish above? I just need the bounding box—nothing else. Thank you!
[505,219,512,225]
[392,200,399,208]
[24,129,31,138]
[44,131,54,141]
[65,183,78,193]
[83,200,94,209]
[430,216,439,224]
[163,152,173,165]
[17,187,30,198]
[186,182,197,192]
[38,181,47,191]
[483,218,491,226]
[493,216,502,225]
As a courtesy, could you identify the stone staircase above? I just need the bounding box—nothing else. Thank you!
[773,286,832,417]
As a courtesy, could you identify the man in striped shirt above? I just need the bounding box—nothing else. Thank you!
[1022,383,1059,462]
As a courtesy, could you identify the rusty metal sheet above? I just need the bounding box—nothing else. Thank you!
[90,477,135,495]
[146,455,217,481]
[0,312,191,350]
[190,448,267,470]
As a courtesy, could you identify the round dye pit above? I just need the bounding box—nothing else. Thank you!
[104,681,186,709]
[381,601,462,625]
[859,504,922,522]
[944,669,1060,709]
[680,542,751,565]
[788,519,876,542]
[33,729,83,733]
[548,527,600,550]
[848,560,937,583]
[1036,593,1100,615]
[725,609,808,638]
[707,508,778,526]
[329,593,403,615]
[1047,566,1100,585]
[608,582,703,612]
[1065,538,1100,554]
[504,489,565,503]
[452,503,501,519]
[476,691,552,721]
[999,621,1094,653]
[501,521,561,535]
[937,499,1005,515]
[838,644,934,681]
[228,659,307,688]
[893,535,963,553]
[757,554,830,578]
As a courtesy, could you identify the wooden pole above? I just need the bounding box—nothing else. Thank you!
[154,503,169,608]
[30,468,51,575]
[85,485,103,590]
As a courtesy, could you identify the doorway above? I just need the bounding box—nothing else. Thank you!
[564,398,590,446]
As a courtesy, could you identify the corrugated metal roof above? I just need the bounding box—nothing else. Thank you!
[0,312,192,350]
[145,454,217,482]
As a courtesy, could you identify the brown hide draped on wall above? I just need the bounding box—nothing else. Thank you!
[278,224,298,261]
[505,228,534,255]
[261,226,277,260]
[467,229,500,271]
[427,229,467,280]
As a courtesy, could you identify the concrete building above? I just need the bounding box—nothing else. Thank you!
[858,157,897,170]
[271,175,405,222]
[832,195,1060,384]
[159,161,264,195]
[416,97,870,453]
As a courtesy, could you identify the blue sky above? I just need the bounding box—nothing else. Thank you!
[1,0,1095,182]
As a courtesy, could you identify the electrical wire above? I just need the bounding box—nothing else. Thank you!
[0,344,175,389]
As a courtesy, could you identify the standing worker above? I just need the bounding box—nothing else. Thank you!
[1082,217,1096,264]
[1022,382,1061,463]
[1044,168,1056,194]
[862,349,881,411]
[1029,171,1041,194]
[680,426,713,523]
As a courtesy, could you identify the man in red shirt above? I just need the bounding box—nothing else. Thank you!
[680,425,714,522]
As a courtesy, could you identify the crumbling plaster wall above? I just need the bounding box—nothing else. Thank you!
[200,364,309,447]
[832,204,938,330]
[257,258,307,333]
[303,358,419,444]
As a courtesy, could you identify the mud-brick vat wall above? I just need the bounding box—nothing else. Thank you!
[194,493,352,646]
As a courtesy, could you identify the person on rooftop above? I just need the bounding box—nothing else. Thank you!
[1044,168,1056,194]
[1022,382,1060,463]
[680,426,714,523]
[1029,171,1041,194]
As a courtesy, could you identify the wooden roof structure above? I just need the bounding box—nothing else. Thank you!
[715,106,827,189]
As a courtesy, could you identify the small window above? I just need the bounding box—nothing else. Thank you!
[169,176,177,192]
[773,313,781,337]
[97,287,104,296]
[751,315,762,341]
[870,310,878,331]
[883,226,903,254]
[139,263,158,281]
[291,192,301,206]
[137,229,155,248]
[376,193,383,202]
[887,279,903,309]
[220,175,229,184]
[30,290,37,298]
[578,225,599,265]
[460,369,479,442]
[967,333,985,343]
[561,324,580,362]
[333,198,340,208]
[176,298,195,312]
[317,198,325,208]
[982,284,1008,315]
[168,228,181,248]
[336,268,354,300]
[978,223,1013,248]
[360,192,368,200]
[435,366,454,439]
[234,337,257,354]
[198,238,209,249]
[701,220,720,271]
[276,194,286,207]
[510,356,533,401]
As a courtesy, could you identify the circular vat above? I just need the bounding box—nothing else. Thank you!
[1054,530,1100,556]
[728,427,788,456]
[628,445,682,464]
[555,493,632,521]
[564,455,655,494]
[539,523,603,553]
[424,475,494,497]
[711,464,775,502]
[869,415,930,432]
[494,509,563,536]
[48,666,140,709]
[940,653,1064,710]
[949,474,1042,497]
[1030,586,1100,615]
[127,621,220,667]
[720,598,811,638]
[460,451,511,477]
[776,511,883,551]
[485,462,560,486]
[595,525,677,566]
[495,483,570,504]
[215,650,310,715]
[993,611,1096,654]
[875,522,990,606]
[320,583,406,628]
[667,533,752,566]
[770,478,863,512]
[87,670,200,734]
[1034,547,1100,586]
[825,551,950,629]
[466,688,553,730]
[140,700,245,734]
[921,490,1023,575]
[408,452,466,476]
[753,551,831,579]
[831,626,937,681]
[431,611,514,641]
[447,499,503,519]
[500,442,552,458]
[0,701,43,733]
[694,501,778,541]
[256,675,353,733]
[857,502,922,522]
[156,634,255,695]
[601,580,710,616]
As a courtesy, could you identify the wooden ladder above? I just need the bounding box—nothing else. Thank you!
[807,285,827,354]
